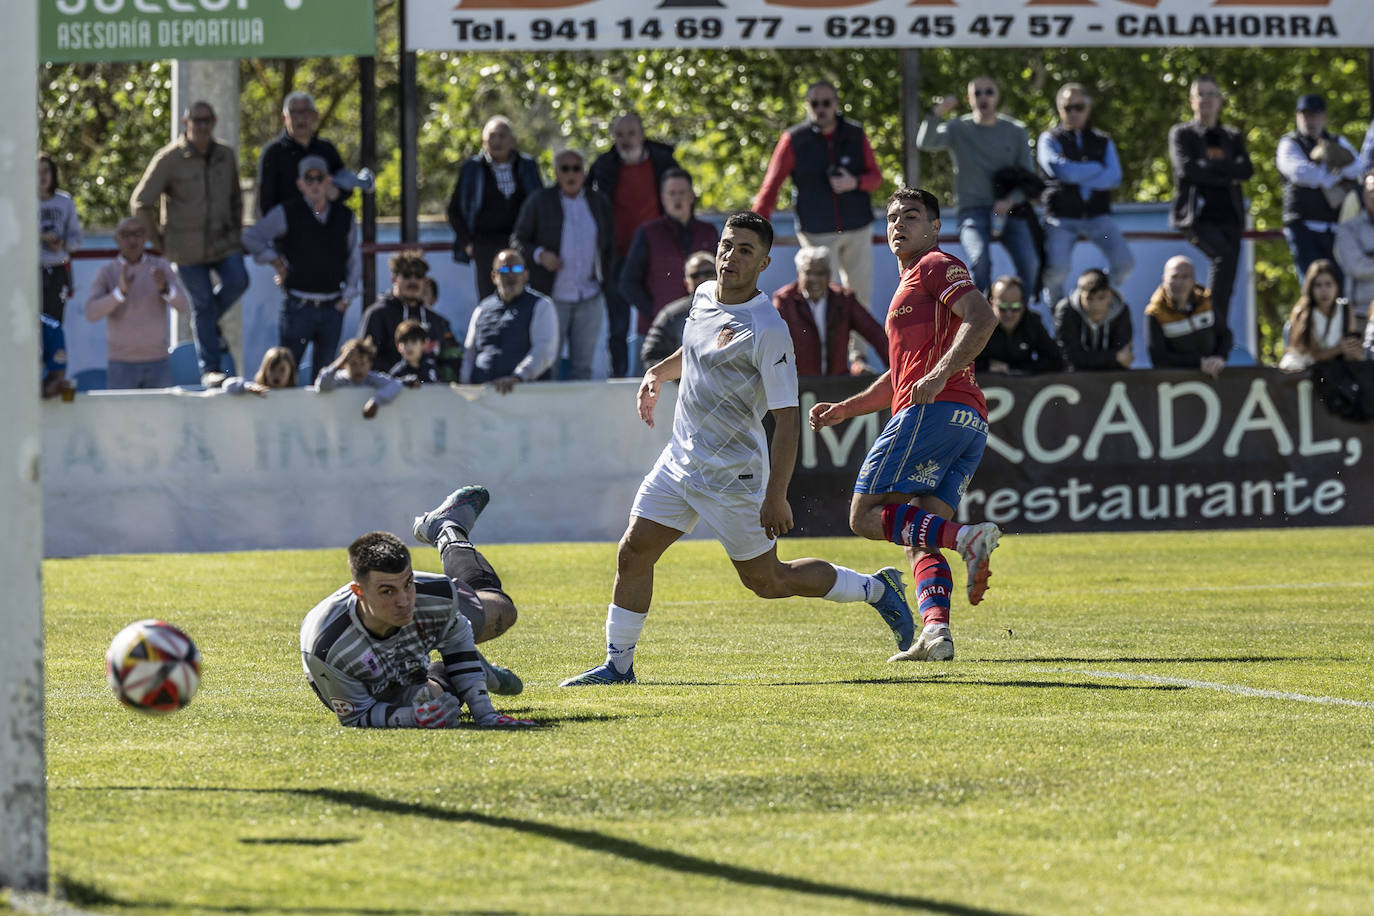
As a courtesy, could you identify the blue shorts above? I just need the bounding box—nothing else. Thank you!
[854,402,988,509]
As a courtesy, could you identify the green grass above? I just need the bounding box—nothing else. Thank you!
[42,528,1374,915]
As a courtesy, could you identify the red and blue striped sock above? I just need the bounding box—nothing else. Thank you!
[914,553,953,626]
[881,504,959,550]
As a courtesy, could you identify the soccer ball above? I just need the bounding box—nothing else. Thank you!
[105,619,201,713]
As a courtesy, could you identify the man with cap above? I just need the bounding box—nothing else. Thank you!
[242,154,361,383]
[1276,92,1365,284]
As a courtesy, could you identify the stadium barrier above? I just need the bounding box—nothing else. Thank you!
[42,365,1369,557]
[792,367,1372,536]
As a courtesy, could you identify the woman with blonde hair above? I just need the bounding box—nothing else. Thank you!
[221,347,299,395]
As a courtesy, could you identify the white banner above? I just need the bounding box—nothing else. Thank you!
[42,382,674,557]
[405,0,1369,50]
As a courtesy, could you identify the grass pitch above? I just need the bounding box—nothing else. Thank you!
[42,528,1374,915]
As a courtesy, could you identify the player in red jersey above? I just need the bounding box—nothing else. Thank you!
[810,187,1002,662]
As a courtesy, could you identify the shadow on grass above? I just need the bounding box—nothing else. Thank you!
[988,656,1334,664]
[67,786,1025,916]
[237,836,358,846]
[55,876,470,915]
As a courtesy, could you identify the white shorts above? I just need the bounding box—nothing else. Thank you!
[631,463,775,562]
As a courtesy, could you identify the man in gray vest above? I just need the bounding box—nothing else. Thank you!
[242,155,360,384]
[753,80,882,308]
[1276,93,1365,286]
[1037,83,1134,306]
[460,248,558,394]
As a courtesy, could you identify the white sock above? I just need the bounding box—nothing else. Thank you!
[823,565,879,604]
[605,603,646,674]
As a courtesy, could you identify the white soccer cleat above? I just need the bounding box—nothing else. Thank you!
[955,521,1001,605]
[889,623,954,662]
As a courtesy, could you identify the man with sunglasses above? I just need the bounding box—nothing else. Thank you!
[1037,83,1135,307]
[132,100,246,385]
[753,81,882,311]
[461,249,558,393]
[918,77,1039,302]
[243,155,360,384]
[974,275,1063,376]
[512,149,615,380]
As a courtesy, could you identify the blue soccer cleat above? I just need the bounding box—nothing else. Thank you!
[413,484,490,545]
[559,662,637,687]
[870,566,915,652]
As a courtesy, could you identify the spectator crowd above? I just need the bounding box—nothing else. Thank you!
[37,77,1374,403]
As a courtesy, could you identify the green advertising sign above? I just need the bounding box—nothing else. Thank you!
[41,0,376,64]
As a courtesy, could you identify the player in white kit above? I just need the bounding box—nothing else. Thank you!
[561,212,914,686]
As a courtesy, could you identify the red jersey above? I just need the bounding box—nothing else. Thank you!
[886,246,986,417]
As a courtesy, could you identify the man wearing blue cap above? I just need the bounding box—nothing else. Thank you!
[1276,92,1365,284]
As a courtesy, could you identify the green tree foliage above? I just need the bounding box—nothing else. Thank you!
[35,14,1372,360]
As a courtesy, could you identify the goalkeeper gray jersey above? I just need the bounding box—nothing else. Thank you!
[660,281,799,495]
[300,572,485,727]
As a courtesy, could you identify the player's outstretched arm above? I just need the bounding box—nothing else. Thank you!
[760,406,799,539]
[809,371,894,430]
[638,348,683,428]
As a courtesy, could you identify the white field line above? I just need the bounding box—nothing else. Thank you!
[1093,581,1371,594]
[1037,667,1374,709]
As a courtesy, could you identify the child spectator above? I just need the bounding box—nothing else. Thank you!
[390,319,439,387]
[315,337,401,419]
[422,277,465,381]
[221,347,299,396]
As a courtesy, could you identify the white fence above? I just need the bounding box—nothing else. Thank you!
[42,380,674,557]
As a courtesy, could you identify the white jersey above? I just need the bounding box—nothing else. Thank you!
[658,281,798,495]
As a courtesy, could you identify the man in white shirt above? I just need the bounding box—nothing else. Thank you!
[561,212,915,686]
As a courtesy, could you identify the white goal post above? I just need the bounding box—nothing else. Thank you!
[1,0,47,894]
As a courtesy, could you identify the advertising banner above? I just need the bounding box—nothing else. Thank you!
[406,0,1370,51]
[791,368,1372,536]
[41,0,377,64]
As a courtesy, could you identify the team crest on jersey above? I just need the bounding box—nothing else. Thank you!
[906,459,941,488]
[329,697,355,716]
[945,264,970,283]
[360,650,380,674]
[716,326,737,348]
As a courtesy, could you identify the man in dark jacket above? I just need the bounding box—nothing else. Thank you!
[640,251,716,369]
[589,113,682,376]
[511,150,615,380]
[1168,76,1253,327]
[1145,256,1230,378]
[1053,268,1134,371]
[773,246,888,377]
[358,250,460,375]
[618,168,718,357]
[256,91,357,218]
[976,275,1064,375]
[447,116,544,300]
[754,81,882,310]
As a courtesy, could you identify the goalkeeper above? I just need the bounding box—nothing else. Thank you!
[300,485,535,729]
